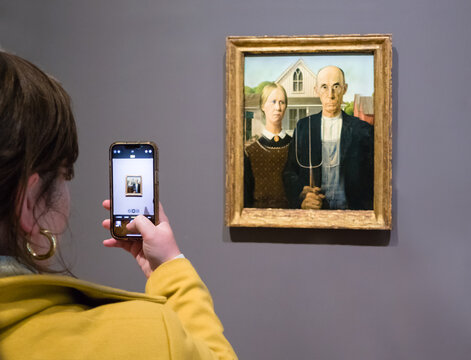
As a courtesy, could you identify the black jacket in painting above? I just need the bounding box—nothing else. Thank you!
[282,111,374,210]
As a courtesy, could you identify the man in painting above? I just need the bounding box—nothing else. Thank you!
[282,65,374,210]
[134,177,141,194]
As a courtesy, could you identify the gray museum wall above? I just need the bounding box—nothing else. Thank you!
[1,0,470,359]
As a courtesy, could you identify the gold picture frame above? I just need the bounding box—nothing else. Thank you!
[225,34,392,229]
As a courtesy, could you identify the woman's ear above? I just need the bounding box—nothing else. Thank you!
[19,173,41,235]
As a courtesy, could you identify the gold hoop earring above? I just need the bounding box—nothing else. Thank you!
[26,229,57,260]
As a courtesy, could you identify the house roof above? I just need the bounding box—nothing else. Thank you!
[354,94,362,106]
[275,58,316,84]
[245,93,260,107]
[288,97,322,106]
[360,96,374,114]
[245,94,322,108]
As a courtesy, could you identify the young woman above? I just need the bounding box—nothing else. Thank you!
[0,51,237,360]
[244,83,291,208]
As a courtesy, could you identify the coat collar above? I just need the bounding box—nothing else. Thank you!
[0,256,35,278]
[339,112,353,164]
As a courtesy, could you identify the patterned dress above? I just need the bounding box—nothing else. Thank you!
[244,134,292,208]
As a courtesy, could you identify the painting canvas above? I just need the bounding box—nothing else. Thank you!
[244,55,374,210]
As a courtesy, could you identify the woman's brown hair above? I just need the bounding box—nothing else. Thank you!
[0,51,78,273]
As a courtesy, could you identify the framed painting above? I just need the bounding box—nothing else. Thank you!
[225,34,392,229]
[125,175,143,197]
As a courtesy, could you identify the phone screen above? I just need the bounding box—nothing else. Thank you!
[110,143,157,239]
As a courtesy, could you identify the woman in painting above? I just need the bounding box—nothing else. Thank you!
[0,51,237,359]
[244,82,292,208]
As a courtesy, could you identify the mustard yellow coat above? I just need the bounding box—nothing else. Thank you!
[0,258,237,359]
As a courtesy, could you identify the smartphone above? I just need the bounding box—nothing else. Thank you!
[109,141,159,240]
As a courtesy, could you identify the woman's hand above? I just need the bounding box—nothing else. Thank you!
[102,200,181,278]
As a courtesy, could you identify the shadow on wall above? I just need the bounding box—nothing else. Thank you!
[229,227,390,246]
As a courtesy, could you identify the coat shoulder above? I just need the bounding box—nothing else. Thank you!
[343,112,373,130]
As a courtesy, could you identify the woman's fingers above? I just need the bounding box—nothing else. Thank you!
[102,219,111,230]
[158,202,169,224]
[102,199,111,210]
[126,215,155,238]
[103,199,168,225]
[103,238,118,247]
[103,238,133,252]
[102,200,179,274]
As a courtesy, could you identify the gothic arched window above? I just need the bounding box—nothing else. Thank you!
[293,68,303,92]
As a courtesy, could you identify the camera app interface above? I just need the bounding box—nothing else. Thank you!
[112,144,155,237]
